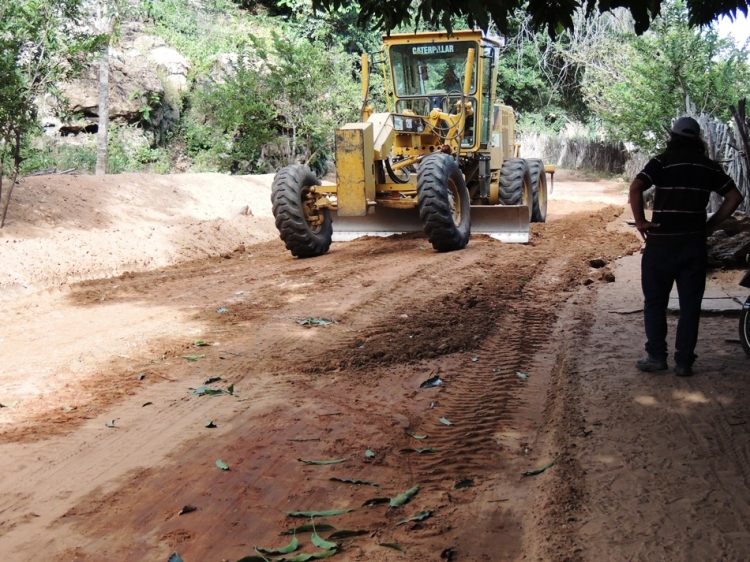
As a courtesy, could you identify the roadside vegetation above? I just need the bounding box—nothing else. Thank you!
[1,0,749,181]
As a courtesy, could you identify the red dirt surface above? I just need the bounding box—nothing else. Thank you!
[0,170,748,561]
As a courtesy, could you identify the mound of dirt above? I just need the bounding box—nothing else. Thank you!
[0,172,278,297]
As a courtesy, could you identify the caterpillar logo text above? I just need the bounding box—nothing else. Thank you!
[412,44,454,55]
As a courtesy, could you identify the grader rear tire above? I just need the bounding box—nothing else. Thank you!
[417,153,471,252]
[271,165,332,258]
[500,158,533,222]
[527,158,548,223]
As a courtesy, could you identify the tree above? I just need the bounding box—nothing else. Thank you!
[0,0,98,226]
[312,0,749,37]
[579,1,750,151]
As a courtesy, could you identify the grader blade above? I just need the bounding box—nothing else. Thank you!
[331,205,529,243]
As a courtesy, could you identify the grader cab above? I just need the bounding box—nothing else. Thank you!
[271,29,552,258]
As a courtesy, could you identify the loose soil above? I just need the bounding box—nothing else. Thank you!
[0,169,748,561]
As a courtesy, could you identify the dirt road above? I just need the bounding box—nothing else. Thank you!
[1,171,748,561]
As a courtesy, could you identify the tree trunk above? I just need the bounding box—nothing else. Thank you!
[1,128,21,228]
[95,42,110,176]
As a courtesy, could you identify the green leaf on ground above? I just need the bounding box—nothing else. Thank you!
[227,384,235,395]
[204,376,222,384]
[237,557,269,562]
[216,459,230,470]
[329,477,379,487]
[399,448,438,454]
[362,497,390,507]
[255,535,299,555]
[281,552,337,561]
[454,479,474,489]
[522,460,555,476]
[178,505,197,515]
[283,509,353,518]
[327,529,368,539]
[365,449,375,458]
[193,340,210,347]
[168,553,184,562]
[205,420,216,428]
[439,417,453,425]
[183,354,205,362]
[280,523,336,536]
[311,529,337,551]
[379,543,406,553]
[390,485,420,507]
[396,510,433,525]
[105,420,116,428]
[517,371,529,380]
[409,434,427,440]
[298,458,347,465]
[64,405,76,412]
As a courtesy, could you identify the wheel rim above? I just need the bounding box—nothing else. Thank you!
[301,186,324,233]
[447,176,462,226]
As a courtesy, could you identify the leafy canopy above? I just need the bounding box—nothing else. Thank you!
[311,0,749,36]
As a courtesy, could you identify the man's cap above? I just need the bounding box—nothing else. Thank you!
[671,116,701,138]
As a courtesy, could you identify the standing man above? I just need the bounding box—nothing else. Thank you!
[629,116,743,376]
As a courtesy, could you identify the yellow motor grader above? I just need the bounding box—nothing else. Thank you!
[271,29,553,258]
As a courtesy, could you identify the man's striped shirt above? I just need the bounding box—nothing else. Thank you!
[636,149,736,244]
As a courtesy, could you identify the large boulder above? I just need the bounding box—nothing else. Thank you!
[41,21,191,136]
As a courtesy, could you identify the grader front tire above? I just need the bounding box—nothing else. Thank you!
[499,158,533,222]
[271,165,332,258]
[417,153,471,252]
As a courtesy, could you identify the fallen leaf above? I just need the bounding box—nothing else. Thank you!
[365,449,375,459]
[216,459,230,470]
[409,434,427,440]
[471,356,478,362]
[396,510,433,525]
[327,529,368,539]
[216,307,229,313]
[227,384,235,395]
[439,417,453,425]
[203,376,222,384]
[63,405,76,412]
[205,420,216,428]
[178,505,197,516]
[142,402,153,407]
[236,557,269,562]
[105,420,116,428]
[283,509,353,518]
[281,552,337,561]
[379,543,406,553]
[191,386,226,396]
[193,340,210,347]
[183,354,205,362]
[255,536,299,555]
[298,317,335,326]
[399,448,438,454]
[311,527,337,551]
[390,485,420,507]
[516,371,529,380]
[522,460,555,476]
[137,373,146,380]
[298,458,347,465]
[168,553,184,562]
[329,477,379,487]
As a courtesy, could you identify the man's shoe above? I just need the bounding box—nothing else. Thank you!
[675,364,694,377]
[636,356,668,372]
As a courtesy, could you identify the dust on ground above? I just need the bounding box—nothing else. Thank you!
[0,168,748,561]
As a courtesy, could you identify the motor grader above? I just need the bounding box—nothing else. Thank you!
[271,29,552,258]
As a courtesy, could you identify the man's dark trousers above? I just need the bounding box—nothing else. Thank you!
[641,240,707,367]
